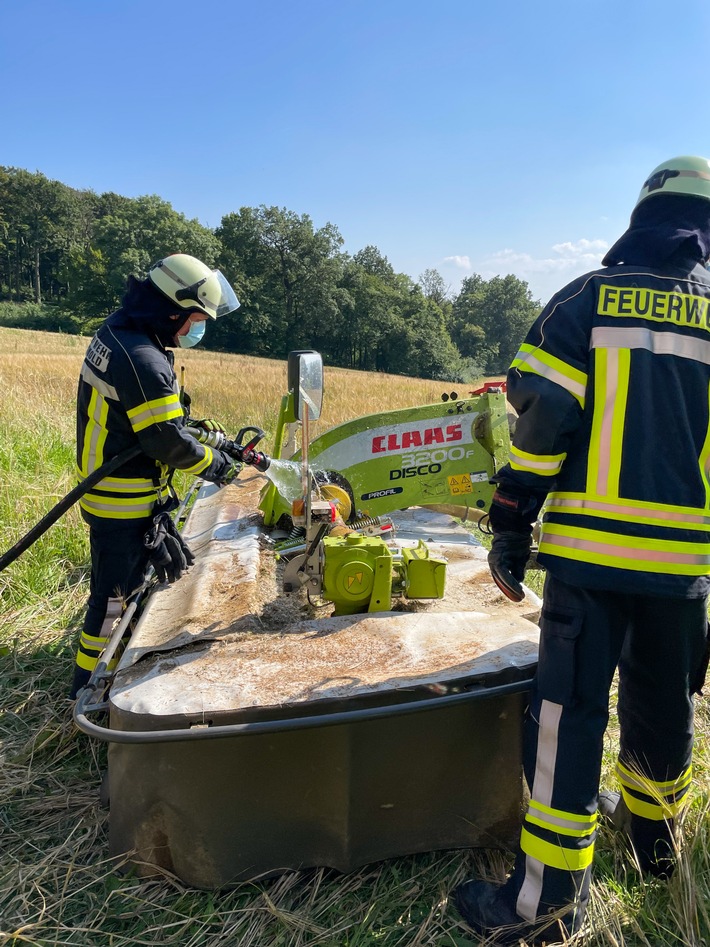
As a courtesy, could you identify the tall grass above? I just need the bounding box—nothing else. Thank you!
[1,326,710,946]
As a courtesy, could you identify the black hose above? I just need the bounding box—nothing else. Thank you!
[73,677,532,745]
[0,445,141,573]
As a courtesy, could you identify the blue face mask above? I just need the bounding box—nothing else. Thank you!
[177,318,206,348]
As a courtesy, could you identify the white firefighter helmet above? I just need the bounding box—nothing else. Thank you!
[635,156,710,209]
[148,253,240,319]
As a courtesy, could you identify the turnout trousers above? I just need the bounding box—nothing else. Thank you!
[70,517,151,698]
[498,573,708,935]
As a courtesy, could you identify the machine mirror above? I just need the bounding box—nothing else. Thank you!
[288,350,323,421]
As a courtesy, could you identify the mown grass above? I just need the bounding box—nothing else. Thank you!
[1,325,710,946]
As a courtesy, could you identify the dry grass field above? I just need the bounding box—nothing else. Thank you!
[2,325,710,946]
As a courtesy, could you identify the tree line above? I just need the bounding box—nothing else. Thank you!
[0,166,542,380]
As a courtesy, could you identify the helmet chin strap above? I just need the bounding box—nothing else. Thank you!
[174,311,193,331]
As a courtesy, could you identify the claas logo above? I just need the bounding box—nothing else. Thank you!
[371,424,462,454]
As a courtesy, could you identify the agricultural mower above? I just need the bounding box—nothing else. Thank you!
[69,351,540,887]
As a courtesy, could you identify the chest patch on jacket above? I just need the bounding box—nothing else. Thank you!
[86,337,112,373]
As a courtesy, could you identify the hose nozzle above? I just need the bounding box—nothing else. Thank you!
[241,448,270,472]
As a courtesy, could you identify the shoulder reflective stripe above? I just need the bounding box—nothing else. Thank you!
[182,445,213,475]
[546,494,710,528]
[520,828,595,871]
[511,343,587,406]
[127,394,183,433]
[592,325,710,365]
[597,284,710,331]
[509,446,566,476]
[80,363,119,400]
[540,524,710,573]
[81,388,109,474]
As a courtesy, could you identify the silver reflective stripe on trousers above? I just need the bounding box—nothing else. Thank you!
[517,699,563,923]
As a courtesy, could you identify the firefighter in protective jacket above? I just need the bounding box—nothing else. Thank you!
[70,254,241,699]
[453,157,710,944]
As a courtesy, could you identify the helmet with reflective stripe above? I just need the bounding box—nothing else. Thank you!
[148,253,240,319]
[635,156,710,209]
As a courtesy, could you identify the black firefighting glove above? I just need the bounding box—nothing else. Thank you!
[192,417,227,434]
[144,512,195,584]
[487,486,544,603]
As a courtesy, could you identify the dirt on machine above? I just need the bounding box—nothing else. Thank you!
[73,351,540,888]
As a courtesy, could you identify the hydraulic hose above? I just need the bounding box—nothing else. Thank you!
[0,444,141,574]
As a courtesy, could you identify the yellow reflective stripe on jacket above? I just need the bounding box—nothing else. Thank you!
[75,466,160,493]
[511,343,587,407]
[79,488,169,518]
[509,445,566,477]
[127,394,183,433]
[591,324,710,366]
[546,493,710,529]
[586,347,630,498]
[700,384,710,509]
[520,827,595,870]
[539,523,710,574]
[181,444,213,475]
[81,388,109,475]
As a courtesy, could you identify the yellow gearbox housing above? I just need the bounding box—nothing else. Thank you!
[321,535,447,615]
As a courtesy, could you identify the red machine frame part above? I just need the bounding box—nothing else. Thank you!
[470,381,507,396]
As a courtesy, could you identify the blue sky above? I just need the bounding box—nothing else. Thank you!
[3,0,710,303]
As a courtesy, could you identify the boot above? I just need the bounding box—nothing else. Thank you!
[598,791,676,879]
[451,880,571,945]
[69,666,91,700]
[598,790,631,831]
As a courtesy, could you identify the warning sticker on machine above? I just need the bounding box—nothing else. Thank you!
[448,474,473,495]
[448,471,488,495]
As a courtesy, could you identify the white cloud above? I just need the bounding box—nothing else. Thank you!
[479,238,610,301]
[442,254,472,270]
